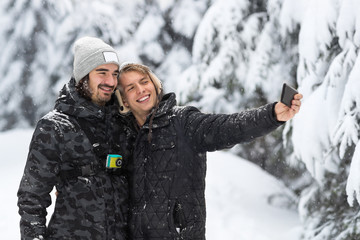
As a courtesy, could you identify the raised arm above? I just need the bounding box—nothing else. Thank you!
[179,103,284,153]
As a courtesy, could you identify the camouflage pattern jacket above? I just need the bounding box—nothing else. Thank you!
[17,78,130,240]
[126,93,283,239]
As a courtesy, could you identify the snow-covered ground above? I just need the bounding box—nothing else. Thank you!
[0,128,302,239]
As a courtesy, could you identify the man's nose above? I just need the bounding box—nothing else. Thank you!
[104,73,117,86]
[136,84,145,94]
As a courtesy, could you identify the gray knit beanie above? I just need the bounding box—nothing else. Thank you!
[73,36,119,83]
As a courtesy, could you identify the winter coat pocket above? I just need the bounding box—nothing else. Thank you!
[150,135,176,151]
[169,200,187,237]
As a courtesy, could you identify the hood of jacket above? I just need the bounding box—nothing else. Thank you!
[54,78,119,120]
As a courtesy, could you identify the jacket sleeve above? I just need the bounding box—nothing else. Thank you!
[180,103,284,152]
[17,118,61,239]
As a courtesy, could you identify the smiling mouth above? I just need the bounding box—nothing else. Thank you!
[137,95,150,103]
[99,85,114,93]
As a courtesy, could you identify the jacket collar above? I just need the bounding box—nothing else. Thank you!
[153,92,176,118]
[128,92,177,130]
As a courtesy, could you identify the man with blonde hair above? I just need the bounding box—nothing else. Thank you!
[117,62,302,239]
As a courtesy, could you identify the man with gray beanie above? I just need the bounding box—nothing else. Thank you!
[17,36,131,239]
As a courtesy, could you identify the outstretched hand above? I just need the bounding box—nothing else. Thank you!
[275,93,303,122]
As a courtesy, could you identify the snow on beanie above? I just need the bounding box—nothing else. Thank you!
[73,36,119,83]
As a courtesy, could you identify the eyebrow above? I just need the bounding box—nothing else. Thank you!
[96,68,120,73]
[96,68,110,72]
[124,76,147,88]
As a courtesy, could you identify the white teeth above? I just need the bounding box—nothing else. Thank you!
[138,96,149,102]
[100,87,112,91]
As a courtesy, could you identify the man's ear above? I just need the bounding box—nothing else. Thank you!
[119,91,129,107]
[123,98,129,107]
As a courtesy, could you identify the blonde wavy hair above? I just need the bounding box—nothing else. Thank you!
[115,62,163,114]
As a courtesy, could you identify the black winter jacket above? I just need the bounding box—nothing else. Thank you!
[126,93,283,239]
[17,79,130,239]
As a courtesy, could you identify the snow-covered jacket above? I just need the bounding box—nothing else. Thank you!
[126,92,283,239]
[17,78,131,240]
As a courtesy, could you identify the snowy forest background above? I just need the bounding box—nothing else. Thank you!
[1,0,360,239]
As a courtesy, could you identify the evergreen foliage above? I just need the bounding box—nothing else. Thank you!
[1,0,360,238]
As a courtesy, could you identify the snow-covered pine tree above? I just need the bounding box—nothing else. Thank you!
[0,0,210,131]
[0,0,73,129]
[283,0,360,238]
[4,0,360,237]
[178,0,307,191]
[0,0,147,130]
[132,0,212,93]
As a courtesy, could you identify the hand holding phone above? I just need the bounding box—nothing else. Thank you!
[280,83,298,107]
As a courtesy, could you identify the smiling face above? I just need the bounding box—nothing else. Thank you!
[88,63,119,106]
[119,70,158,125]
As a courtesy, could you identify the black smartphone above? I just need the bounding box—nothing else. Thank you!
[280,83,298,107]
